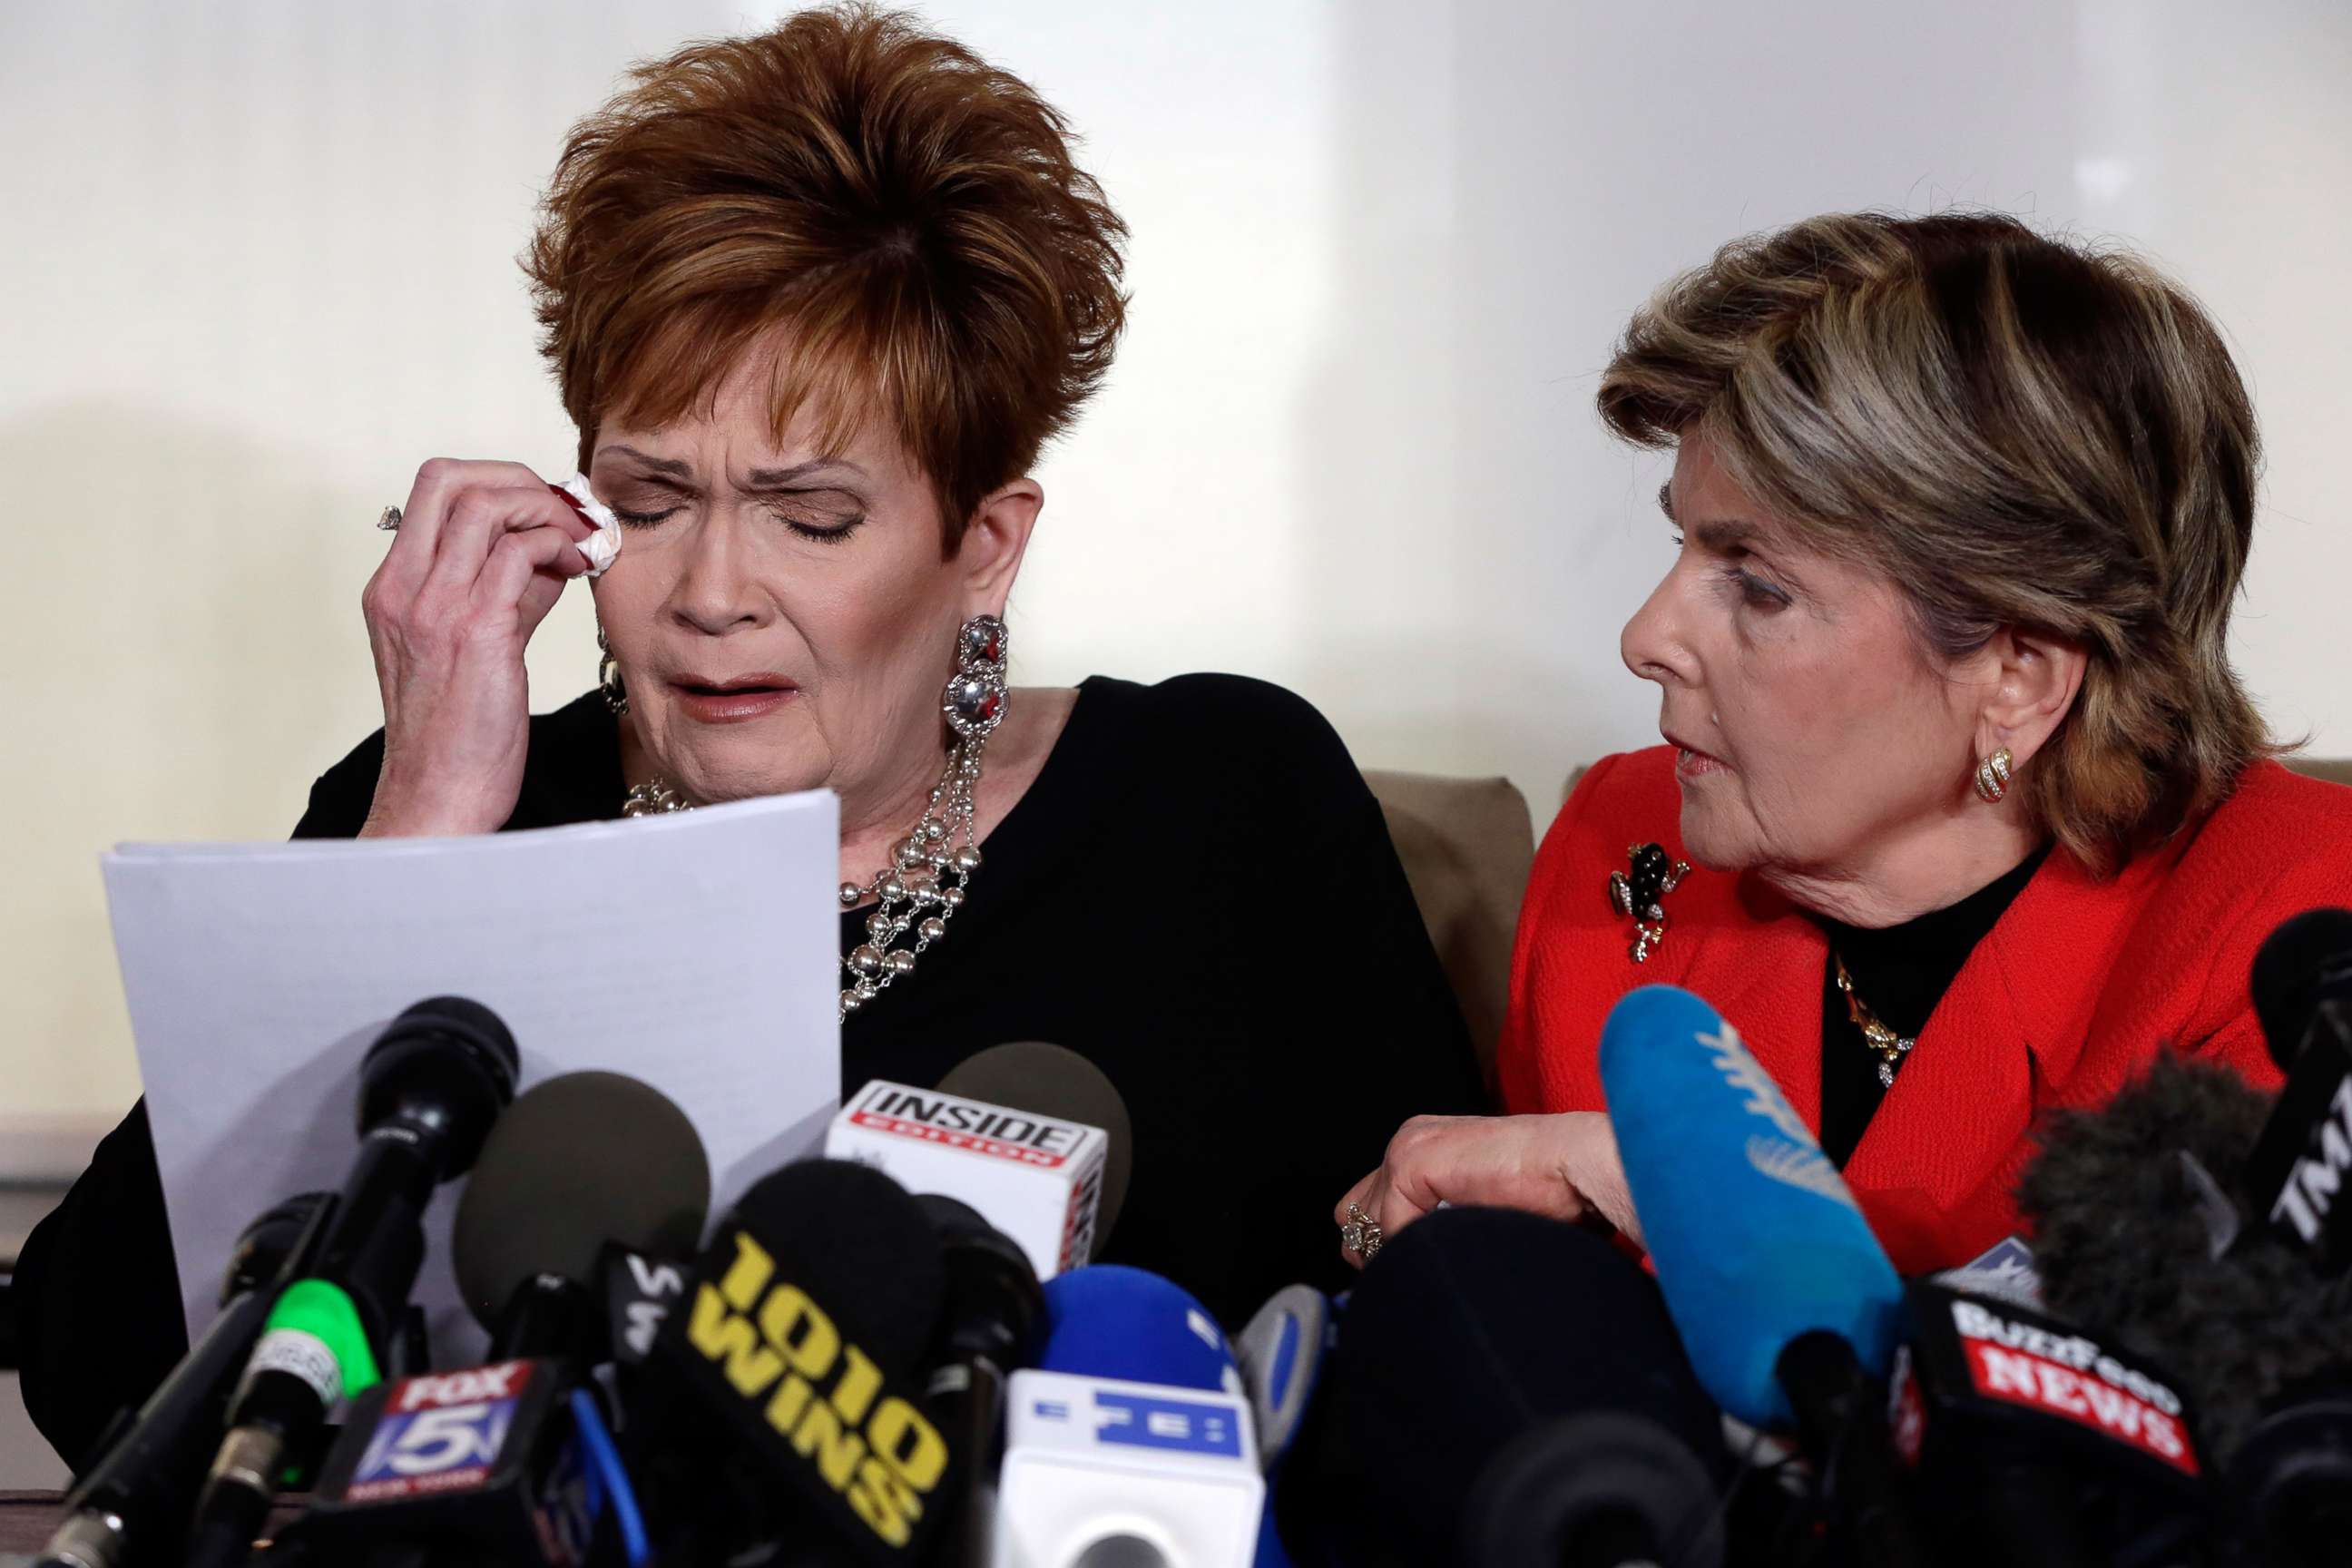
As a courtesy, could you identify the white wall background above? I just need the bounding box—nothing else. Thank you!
[4,0,2348,1134]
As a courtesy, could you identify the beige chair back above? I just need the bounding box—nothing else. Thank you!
[1361,770,1534,1095]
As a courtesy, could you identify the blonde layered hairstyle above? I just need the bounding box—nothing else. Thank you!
[524,5,1129,551]
[1599,211,2272,876]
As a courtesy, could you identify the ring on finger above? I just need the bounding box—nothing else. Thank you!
[377,505,403,531]
[1340,1201,1384,1261]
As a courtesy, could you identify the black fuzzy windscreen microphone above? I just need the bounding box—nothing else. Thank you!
[2016,1052,2352,1460]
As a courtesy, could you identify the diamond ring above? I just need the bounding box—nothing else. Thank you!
[1340,1201,1384,1261]
[377,505,402,531]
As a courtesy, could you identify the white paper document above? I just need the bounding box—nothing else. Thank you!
[101,790,841,1366]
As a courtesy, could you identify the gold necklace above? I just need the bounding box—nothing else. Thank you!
[1833,954,1916,1089]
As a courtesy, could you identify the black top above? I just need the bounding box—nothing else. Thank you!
[1814,846,2049,1167]
[14,674,1485,1469]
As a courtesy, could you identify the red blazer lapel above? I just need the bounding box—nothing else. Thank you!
[1839,849,2151,1269]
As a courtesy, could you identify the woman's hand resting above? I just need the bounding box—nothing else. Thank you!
[1334,1111,1641,1267]
[358,459,600,838]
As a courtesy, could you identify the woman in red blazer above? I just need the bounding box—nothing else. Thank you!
[1338,211,2352,1278]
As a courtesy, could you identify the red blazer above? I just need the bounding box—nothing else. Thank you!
[1497,748,2352,1275]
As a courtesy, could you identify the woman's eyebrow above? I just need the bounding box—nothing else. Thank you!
[594,444,693,478]
[744,458,869,489]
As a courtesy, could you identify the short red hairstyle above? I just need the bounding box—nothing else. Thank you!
[524,5,1129,549]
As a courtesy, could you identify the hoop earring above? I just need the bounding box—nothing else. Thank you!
[1974,746,2014,803]
[597,622,628,716]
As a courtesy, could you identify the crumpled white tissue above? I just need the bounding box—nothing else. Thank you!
[557,473,623,577]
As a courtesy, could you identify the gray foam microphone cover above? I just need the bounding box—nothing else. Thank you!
[451,1070,711,1328]
[938,1041,1133,1240]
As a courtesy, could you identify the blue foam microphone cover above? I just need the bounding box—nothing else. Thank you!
[1599,984,1905,1426]
[1036,1264,1238,1395]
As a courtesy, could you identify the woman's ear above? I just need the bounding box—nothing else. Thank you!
[956,477,1043,618]
[1975,625,2088,768]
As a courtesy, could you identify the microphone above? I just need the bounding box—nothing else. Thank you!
[914,1194,1044,1568]
[278,1072,710,1566]
[997,1265,1265,1568]
[1320,1208,1727,1568]
[33,1194,329,1568]
[640,1158,954,1564]
[1599,983,1924,1567]
[2017,1050,2352,1563]
[453,1069,710,1359]
[182,996,519,1568]
[829,1042,1133,1285]
[1890,1279,2209,1566]
[938,1042,1135,1246]
[2245,908,2352,1269]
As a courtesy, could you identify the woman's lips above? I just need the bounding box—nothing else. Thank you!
[1671,743,1728,779]
[670,678,798,723]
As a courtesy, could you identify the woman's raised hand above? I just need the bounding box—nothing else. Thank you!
[358,459,601,838]
[1333,1111,1641,1267]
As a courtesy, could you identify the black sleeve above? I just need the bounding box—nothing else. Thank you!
[1117,677,1490,1323]
[13,1102,188,1472]
[15,744,384,1468]
[290,726,387,838]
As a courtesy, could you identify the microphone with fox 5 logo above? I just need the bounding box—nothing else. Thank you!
[639,1158,955,1565]
[181,996,521,1568]
[34,1194,330,1568]
[826,1057,1121,1282]
[995,1264,1265,1568]
[1888,1282,2208,1568]
[275,1071,710,1567]
[1599,984,1926,1568]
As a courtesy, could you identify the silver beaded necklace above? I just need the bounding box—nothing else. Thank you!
[620,614,1011,1022]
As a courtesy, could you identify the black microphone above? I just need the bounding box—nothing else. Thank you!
[278,1071,710,1567]
[453,1069,710,1360]
[33,1194,330,1568]
[2017,1050,2352,1564]
[182,996,520,1568]
[1305,1207,1728,1568]
[914,1193,1044,1568]
[636,1158,954,1565]
[1890,1279,2210,1568]
[937,1040,1135,1244]
[2245,908,2352,1269]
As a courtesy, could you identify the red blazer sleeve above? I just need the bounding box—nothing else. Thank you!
[1497,753,1627,1115]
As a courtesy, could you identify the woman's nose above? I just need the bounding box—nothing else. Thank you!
[1621,571,1699,688]
[670,514,765,634]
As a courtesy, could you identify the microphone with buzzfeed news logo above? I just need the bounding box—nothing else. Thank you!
[180,996,521,1568]
[1599,983,1927,1568]
[638,1158,956,1565]
[996,1264,1265,1568]
[278,1071,710,1567]
[826,1058,1118,1282]
[34,1194,330,1568]
[1888,1281,2209,1567]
